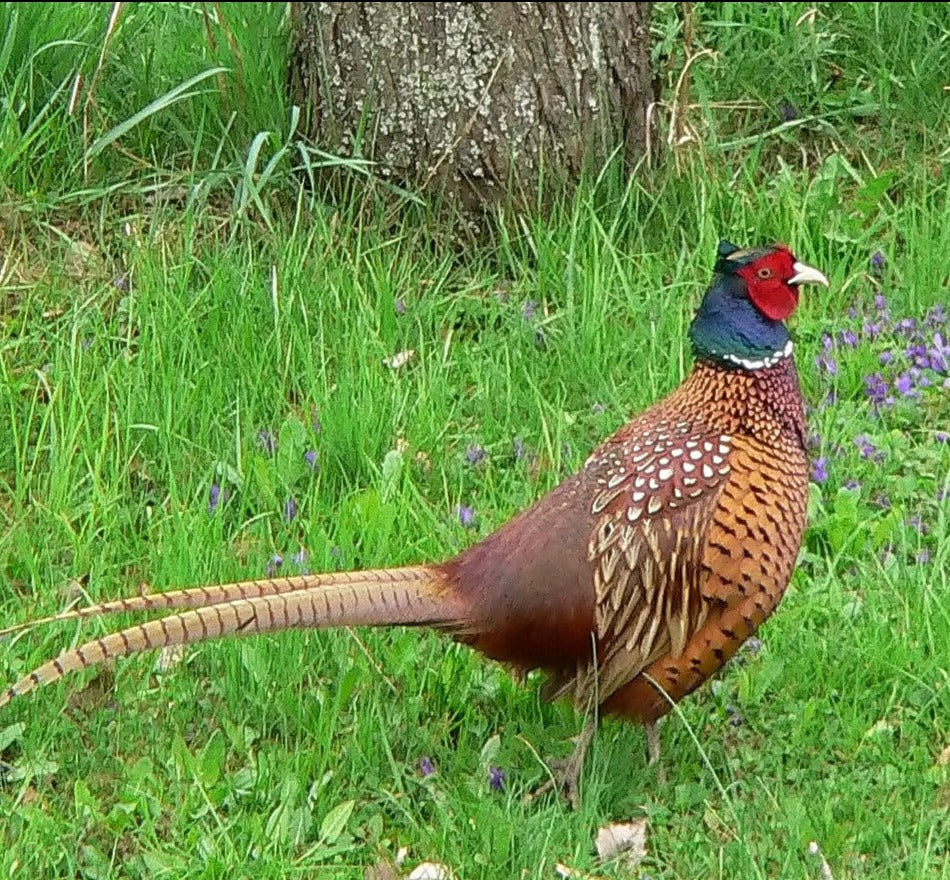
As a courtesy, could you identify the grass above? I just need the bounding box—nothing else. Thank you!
[0,2,948,878]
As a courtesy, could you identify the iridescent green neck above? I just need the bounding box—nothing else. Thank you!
[689,273,793,370]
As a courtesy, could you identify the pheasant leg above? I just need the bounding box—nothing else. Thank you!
[524,719,597,810]
[645,720,668,784]
[645,721,661,765]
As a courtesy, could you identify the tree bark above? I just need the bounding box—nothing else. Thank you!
[290,2,652,212]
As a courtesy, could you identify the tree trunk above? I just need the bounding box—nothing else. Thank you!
[290,2,652,212]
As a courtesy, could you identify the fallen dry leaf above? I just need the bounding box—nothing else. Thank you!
[808,841,835,880]
[157,644,185,672]
[407,864,453,880]
[936,744,950,767]
[595,818,648,871]
[383,349,414,370]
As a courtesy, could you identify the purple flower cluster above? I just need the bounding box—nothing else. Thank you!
[815,335,838,376]
[488,765,505,792]
[854,434,884,464]
[807,257,946,567]
[465,444,487,465]
[209,483,223,513]
[818,289,948,413]
[284,497,298,522]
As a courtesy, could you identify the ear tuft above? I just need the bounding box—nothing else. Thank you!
[717,240,741,259]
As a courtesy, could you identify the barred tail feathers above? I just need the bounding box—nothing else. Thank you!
[0,568,422,638]
[1,565,455,708]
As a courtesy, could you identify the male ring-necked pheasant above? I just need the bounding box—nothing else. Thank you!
[1,241,828,804]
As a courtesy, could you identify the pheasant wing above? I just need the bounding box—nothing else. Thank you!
[572,415,735,705]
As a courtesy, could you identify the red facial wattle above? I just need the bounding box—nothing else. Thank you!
[746,279,800,321]
[738,249,801,322]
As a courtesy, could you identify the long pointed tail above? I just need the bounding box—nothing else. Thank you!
[0,568,430,637]
[1,565,460,709]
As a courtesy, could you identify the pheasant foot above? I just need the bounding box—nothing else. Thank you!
[523,720,597,810]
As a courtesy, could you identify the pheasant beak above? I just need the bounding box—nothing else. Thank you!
[789,262,829,288]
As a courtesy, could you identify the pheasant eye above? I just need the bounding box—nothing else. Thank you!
[756,267,772,279]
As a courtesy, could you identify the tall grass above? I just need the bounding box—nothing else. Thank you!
[0,3,947,878]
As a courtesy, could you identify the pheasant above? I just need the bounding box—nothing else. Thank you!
[1,240,828,805]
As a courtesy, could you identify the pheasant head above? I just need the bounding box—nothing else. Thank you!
[689,240,829,370]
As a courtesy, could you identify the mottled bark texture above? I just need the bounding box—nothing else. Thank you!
[290,3,652,210]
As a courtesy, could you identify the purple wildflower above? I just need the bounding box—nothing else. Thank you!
[906,515,929,535]
[906,344,930,368]
[113,273,131,292]
[292,547,308,568]
[811,457,829,484]
[874,292,888,312]
[488,765,505,792]
[930,333,949,372]
[916,549,931,564]
[864,373,891,406]
[779,100,798,122]
[305,449,319,471]
[591,402,606,415]
[284,497,298,522]
[874,493,891,510]
[513,437,526,460]
[926,304,946,326]
[815,353,838,375]
[419,756,435,777]
[726,704,744,727]
[864,320,884,340]
[879,351,893,365]
[936,432,949,443]
[521,300,537,321]
[838,329,859,347]
[394,297,407,315]
[894,372,919,399]
[844,479,861,490]
[266,554,283,577]
[896,318,918,337]
[854,434,882,462]
[258,429,276,456]
[456,505,476,528]
[209,483,221,514]
[870,251,886,276]
[465,444,486,465]
[312,416,322,434]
